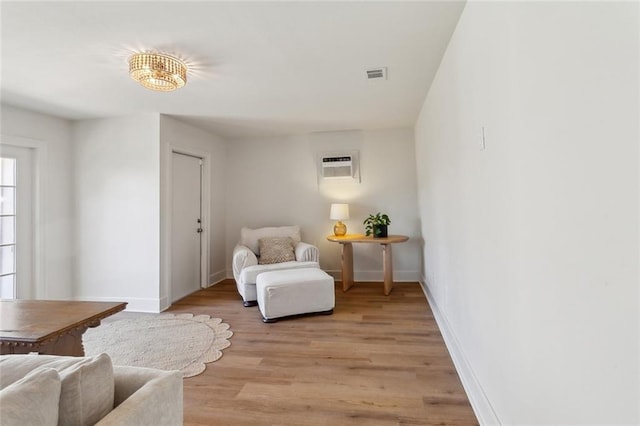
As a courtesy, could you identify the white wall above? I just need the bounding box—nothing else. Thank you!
[225,128,422,282]
[159,115,227,308]
[415,2,639,425]
[73,114,161,312]
[0,104,74,299]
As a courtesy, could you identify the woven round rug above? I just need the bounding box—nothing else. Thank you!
[83,313,232,378]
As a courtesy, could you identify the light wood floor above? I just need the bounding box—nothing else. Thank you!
[159,279,478,426]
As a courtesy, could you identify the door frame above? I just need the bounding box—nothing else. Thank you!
[0,135,46,299]
[160,143,211,310]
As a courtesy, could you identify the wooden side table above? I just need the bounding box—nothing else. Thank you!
[327,234,409,295]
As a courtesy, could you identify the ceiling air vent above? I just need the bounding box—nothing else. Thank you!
[366,67,387,80]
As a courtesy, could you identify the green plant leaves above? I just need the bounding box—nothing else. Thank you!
[363,212,391,236]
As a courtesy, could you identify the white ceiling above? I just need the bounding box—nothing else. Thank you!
[1,1,465,139]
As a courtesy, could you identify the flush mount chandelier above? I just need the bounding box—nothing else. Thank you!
[129,52,187,92]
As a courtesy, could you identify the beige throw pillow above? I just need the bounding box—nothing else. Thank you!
[0,368,61,426]
[258,237,296,264]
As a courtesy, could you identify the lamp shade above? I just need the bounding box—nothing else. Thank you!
[330,203,350,221]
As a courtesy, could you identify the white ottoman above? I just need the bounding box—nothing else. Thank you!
[256,268,335,322]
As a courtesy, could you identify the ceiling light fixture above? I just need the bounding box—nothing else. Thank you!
[129,52,187,92]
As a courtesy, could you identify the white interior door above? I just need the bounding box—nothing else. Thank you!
[171,152,203,302]
[0,145,34,299]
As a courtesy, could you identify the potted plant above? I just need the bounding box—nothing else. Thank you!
[363,212,391,238]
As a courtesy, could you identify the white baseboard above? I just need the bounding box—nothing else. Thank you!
[73,296,162,313]
[325,269,420,282]
[419,277,501,426]
[159,296,169,312]
[208,269,227,287]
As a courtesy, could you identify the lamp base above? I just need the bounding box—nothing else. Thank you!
[333,221,347,236]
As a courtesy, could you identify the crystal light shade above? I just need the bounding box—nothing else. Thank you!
[129,52,187,92]
[330,203,349,236]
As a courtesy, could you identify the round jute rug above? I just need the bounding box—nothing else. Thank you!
[83,313,233,378]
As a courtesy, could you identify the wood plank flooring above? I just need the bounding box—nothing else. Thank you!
[164,279,478,426]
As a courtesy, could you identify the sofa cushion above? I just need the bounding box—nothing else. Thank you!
[240,225,301,255]
[0,353,115,426]
[258,237,296,264]
[0,367,61,426]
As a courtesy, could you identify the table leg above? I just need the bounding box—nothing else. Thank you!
[45,328,87,356]
[382,244,393,295]
[341,242,354,292]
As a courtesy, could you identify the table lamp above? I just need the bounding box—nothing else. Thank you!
[330,203,349,236]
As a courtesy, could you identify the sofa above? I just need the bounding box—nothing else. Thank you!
[232,225,320,306]
[0,353,183,426]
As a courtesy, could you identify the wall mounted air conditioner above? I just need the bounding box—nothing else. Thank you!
[315,149,360,185]
[321,155,353,179]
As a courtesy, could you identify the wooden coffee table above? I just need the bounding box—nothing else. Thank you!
[0,300,127,356]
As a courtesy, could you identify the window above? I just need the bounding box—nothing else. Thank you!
[0,157,17,298]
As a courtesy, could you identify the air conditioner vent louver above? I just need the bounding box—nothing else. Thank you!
[366,67,387,80]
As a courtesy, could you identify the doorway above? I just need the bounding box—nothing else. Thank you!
[0,145,34,299]
[171,152,204,302]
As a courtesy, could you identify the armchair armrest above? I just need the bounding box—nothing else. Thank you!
[233,244,258,281]
[295,242,319,262]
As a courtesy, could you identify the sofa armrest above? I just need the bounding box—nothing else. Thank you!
[233,245,258,282]
[295,242,319,262]
[96,366,183,426]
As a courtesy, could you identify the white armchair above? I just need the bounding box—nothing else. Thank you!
[232,225,319,306]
